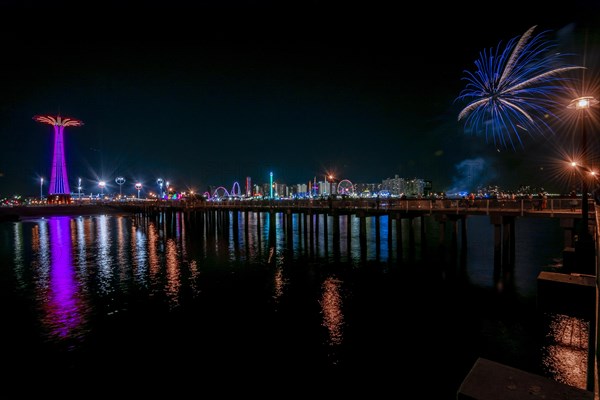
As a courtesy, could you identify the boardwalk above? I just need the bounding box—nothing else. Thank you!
[1,197,594,272]
[140,196,596,220]
[113,196,596,273]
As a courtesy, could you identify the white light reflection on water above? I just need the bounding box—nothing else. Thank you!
[35,219,50,289]
[542,313,589,389]
[179,212,188,259]
[131,223,148,287]
[13,222,25,289]
[116,216,130,285]
[147,222,161,283]
[96,215,113,294]
[75,217,88,279]
[320,276,344,348]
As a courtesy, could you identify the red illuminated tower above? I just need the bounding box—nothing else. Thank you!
[34,114,83,204]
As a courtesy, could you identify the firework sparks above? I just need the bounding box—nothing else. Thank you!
[456,26,583,149]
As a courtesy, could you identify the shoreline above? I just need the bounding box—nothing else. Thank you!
[0,204,134,222]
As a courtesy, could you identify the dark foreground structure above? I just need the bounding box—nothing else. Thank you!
[459,210,600,399]
[458,358,593,399]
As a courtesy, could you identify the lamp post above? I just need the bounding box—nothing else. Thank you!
[115,176,125,197]
[568,96,598,275]
[98,180,106,198]
[78,177,82,200]
[135,182,142,199]
[40,177,44,201]
[569,96,598,231]
[157,178,164,199]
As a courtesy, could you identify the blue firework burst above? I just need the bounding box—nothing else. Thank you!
[456,25,583,149]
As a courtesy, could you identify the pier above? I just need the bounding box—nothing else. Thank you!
[117,196,596,272]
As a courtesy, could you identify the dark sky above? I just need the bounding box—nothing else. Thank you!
[1,1,600,196]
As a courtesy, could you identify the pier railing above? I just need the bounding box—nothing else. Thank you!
[162,197,595,218]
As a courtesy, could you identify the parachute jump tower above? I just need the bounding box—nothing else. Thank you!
[33,114,83,204]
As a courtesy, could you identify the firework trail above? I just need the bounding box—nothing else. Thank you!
[456,26,583,149]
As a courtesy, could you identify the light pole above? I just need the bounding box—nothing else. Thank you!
[99,180,106,198]
[135,182,142,199]
[569,96,598,231]
[115,176,125,197]
[78,177,82,200]
[568,95,598,276]
[157,178,163,199]
[327,174,334,196]
[40,177,44,201]
[270,172,273,198]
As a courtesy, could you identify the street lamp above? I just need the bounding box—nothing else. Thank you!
[115,176,125,197]
[40,177,44,201]
[568,95,598,274]
[135,182,142,199]
[568,96,598,231]
[78,177,82,200]
[98,181,106,198]
[157,178,164,199]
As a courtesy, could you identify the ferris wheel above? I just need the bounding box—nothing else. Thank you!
[337,179,354,195]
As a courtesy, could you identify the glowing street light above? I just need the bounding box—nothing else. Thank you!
[115,176,125,197]
[78,177,82,200]
[324,174,334,195]
[40,177,44,201]
[135,182,142,199]
[157,178,164,198]
[98,180,106,197]
[568,96,598,236]
[568,95,598,275]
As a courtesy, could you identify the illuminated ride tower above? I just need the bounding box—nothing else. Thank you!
[33,115,84,204]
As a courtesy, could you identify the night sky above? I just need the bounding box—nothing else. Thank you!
[1,1,599,196]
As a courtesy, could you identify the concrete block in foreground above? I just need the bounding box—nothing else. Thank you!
[537,271,595,319]
[457,358,593,400]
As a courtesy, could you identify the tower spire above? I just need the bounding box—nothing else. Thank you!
[33,114,83,204]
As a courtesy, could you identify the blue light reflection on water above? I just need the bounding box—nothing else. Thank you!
[0,212,586,396]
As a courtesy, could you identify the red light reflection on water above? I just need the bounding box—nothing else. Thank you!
[320,276,344,347]
[165,238,181,306]
[542,313,589,389]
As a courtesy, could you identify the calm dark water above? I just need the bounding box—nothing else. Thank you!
[0,211,589,396]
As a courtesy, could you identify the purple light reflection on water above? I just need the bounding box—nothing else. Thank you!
[42,216,87,343]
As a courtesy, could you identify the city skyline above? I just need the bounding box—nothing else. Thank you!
[1,2,600,196]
